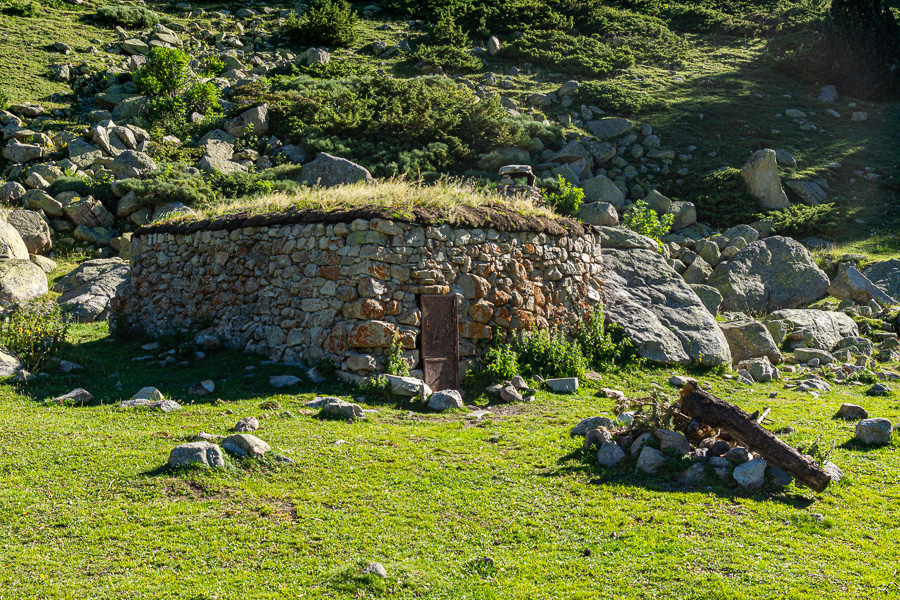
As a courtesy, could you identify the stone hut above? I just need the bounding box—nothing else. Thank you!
[113,206,604,389]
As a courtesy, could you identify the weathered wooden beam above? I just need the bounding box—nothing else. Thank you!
[679,381,831,493]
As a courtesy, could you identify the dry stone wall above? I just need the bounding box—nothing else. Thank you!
[116,215,604,378]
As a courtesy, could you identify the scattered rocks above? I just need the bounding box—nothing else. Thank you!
[189,379,215,396]
[828,266,894,306]
[719,317,783,365]
[570,416,614,437]
[383,375,432,400]
[655,429,690,455]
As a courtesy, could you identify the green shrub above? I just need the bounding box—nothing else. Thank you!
[511,328,588,379]
[134,47,191,98]
[570,80,664,114]
[278,59,374,79]
[116,165,217,207]
[47,175,116,204]
[201,56,226,77]
[182,81,221,116]
[284,0,359,48]
[660,3,757,35]
[572,307,635,368]
[544,175,584,217]
[624,199,673,251]
[385,333,410,377]
[678,167,761,228]
[269,76,530,177]
[505,31,636,77]
[482,339,520,381]
[2,0,39,16]
[206,171,274,201]
[413,45,483,72]
[0,299,70,372]
[96,5,159,29]
[763,203,841,239]
[430,11,470,47]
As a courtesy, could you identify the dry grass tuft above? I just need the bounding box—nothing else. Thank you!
[189,177,558,222]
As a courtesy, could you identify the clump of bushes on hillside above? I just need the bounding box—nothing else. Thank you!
[624,199,674,252]
[570,80,664,114]
[259,76,533,177]
[1,0,39,17]
[133,47,222,137]
[505,31,636,77]
[96,5,159,29]
[412,11,484,72]
[284,0,358,48]
[678,167,761,228]
[764,203,841,239]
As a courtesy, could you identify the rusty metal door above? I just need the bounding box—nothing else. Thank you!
[420,294,460,392]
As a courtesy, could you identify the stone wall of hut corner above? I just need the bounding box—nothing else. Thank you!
[115,217,604,378]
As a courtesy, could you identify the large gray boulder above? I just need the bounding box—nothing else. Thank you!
[601,248,732,366]
[0,259,48,305]
[1,182,26,204]
[585,118,633,139]
[741,149,790,209]
[719,317,783,365]
[0,221,30,260]
[301,153,374,187]
[4,210,52,255]
[51,258,129,322]
[763,309,858,351]
[112,150,157,179]
[224,104,270,138]
[3,141,43,163]
[828,266,894,306]
[580,175,625,209]
[708,236,829,313]
[863,259,900,302]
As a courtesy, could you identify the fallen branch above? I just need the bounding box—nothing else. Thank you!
[679,381,831,493]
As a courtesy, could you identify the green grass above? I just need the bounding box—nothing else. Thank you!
[1,322,898,598]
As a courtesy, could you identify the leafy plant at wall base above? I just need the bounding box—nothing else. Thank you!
[624,199,673,252]
[573,307,635,367]
[511,329,588,379]
[0,299,70,372]
[385,333,409,377]
[544,175,584,217]
[483,337,519,381]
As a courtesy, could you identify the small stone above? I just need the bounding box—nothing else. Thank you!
[854,418,892,445]
[767,466,792,487]
[678,463,707,485]
[732,458,767,490]
[724,447,750,464]
[428,389,464,411]
[189,379,215,396]
[545,377,579,393]
[597,440,625,467]
[269,375,301,388]
[499,385,524,403]
[320,398,366,420]
[49,388,94,404]
[654,429,690,455]
[222,434,270,459]
[362,562,388,579]
[834,403,868,421]
[630,432,653,456]
[636,446,667,474]
[168,442,225,469]
[511,375,528,389]
[866,383,890,397]
[570,416,613,437]
[58,360,84,374]
[823,461,843,483]
[234,417,259,432]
